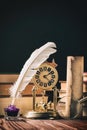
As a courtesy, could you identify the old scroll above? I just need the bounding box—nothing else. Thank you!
[65,56,84,118]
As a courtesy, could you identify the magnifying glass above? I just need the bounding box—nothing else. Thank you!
[56,96,87,119]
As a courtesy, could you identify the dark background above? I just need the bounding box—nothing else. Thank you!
[0,1,87,81]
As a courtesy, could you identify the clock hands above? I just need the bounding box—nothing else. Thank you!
[43,75,49,81]
[43,71,54,79]
[43,72,52,80]
[45,72,52,76]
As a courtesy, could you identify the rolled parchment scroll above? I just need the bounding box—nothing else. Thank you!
[65,56,84,118]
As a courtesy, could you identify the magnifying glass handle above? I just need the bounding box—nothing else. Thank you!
[78,96,87,104]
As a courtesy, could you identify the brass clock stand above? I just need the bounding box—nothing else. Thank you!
[24,86,59,119]
[24,86,51,119]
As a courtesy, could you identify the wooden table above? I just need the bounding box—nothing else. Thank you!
[0,118,87,130]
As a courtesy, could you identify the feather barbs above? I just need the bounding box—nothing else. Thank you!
[9,42,57,105]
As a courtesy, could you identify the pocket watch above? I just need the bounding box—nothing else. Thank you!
[33,62,58,90]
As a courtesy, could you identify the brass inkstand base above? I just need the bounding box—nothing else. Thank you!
[24,110,59,119]
[24,111,51,119]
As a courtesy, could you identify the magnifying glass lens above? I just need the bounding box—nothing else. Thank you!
[56,96,82,119]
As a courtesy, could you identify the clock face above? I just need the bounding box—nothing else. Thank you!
[34,63,58,90]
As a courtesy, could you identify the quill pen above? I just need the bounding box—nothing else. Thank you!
[9,42,57,105]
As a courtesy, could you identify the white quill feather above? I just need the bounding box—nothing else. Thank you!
[9,42,57,105]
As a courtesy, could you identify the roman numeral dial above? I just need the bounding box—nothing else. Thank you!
[34,62,58,90]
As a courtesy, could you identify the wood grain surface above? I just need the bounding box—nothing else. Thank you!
[0,118,87,130]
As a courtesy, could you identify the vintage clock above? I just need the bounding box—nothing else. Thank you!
[34,62,58,90]
[24,61,59,119]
